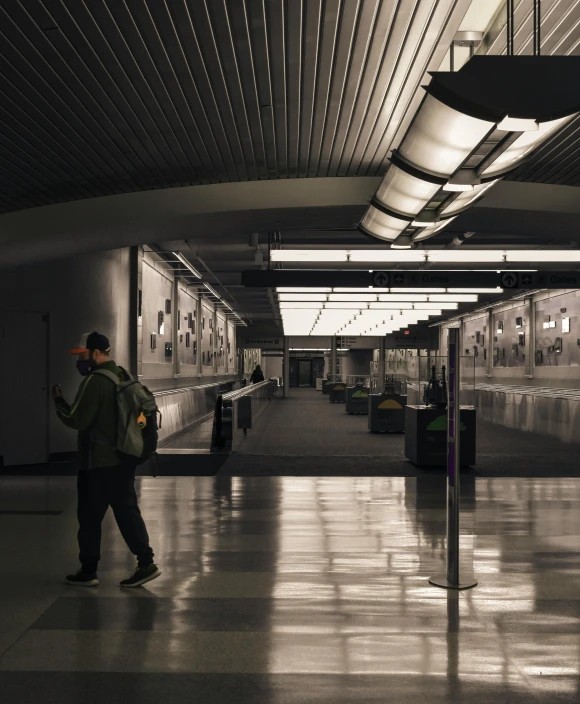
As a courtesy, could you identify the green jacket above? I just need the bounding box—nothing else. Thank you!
[55,361,131,471]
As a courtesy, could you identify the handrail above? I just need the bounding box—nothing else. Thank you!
[222,379,273,401]
[211,379,274,451]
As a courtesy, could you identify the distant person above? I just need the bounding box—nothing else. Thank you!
[250,364,265,384]
[53,331,160,588]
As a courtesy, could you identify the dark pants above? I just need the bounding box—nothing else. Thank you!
[77,466,154,574]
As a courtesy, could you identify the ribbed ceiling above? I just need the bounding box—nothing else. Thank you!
[0,0,470,214]
[479,0,580,186]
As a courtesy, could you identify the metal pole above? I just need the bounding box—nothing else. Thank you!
[283,336,290,398]
[430,328,477,590]
[330,336,337,379]
[378,337,386,393]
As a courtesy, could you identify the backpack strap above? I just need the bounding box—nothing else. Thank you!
[91,369,120,386]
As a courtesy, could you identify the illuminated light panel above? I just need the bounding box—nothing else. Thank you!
[497,116,538,132]
[398,94,494,176]
[442,183,474,192]
[375,165,440,217]
[271,250,580,264]
[483,117,571,177]
[427,250,504,263]
[350,250,426,263]
[390,288,446,293]
[440,180,498,217]
[505,251,580,262]
[360,207,409,242]
[276,287,332,293]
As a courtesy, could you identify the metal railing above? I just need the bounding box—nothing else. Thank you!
[211,379,274,451]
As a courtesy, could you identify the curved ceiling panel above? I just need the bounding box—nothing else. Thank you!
[0,0,470,214]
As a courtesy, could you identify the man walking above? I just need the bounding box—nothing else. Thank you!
[54,331,160,588]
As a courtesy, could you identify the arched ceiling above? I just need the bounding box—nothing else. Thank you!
[0,0,470,214]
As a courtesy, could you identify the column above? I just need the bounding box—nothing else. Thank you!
[283,336,290,398]
[213,309,218,376]
[129,246,143,379]
[330,336,337,379]
[525,296,535,379]
[196,294,203,379]
[486,309,493,378]
[224,320,229,375]
[172,277,180,380]
[378,336,386,392]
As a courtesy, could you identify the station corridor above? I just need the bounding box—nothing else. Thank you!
[1,388,580,703]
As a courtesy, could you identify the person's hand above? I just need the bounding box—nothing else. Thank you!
[52,385,63,399]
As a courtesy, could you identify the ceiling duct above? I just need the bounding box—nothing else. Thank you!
[360,55,580,246]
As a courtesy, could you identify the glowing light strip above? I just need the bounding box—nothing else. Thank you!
[271,250,580,263]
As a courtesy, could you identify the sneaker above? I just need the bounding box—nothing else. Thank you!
[120,564,161,588]
[65,569,99,587]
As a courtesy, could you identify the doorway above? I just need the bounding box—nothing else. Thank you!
[298,360,311,387]
[0,311,49,466]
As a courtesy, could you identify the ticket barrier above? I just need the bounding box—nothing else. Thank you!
[368,377,407,433]
[345,376,370,415]
[329,381,347,403]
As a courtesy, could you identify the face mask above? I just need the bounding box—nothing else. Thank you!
[77,353,99,376]
[76,359,92,377]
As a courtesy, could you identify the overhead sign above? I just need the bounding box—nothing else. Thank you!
[500,272,518,288]
[242,270,580,289]
[240,337,283,350]
[372,271,390,287]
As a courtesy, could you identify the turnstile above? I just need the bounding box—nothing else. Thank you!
[405,405,476,466]
[346,383,370,414]
[368,392,407,433]
[329,381,346,403]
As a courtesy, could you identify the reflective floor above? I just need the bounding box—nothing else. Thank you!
[1,474,580,702]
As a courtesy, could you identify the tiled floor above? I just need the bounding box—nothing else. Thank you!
[1,473,580,702]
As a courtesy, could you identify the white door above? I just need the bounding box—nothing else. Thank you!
[0,311,49,466]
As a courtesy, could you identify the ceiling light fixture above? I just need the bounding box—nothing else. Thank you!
[359,55,580,244]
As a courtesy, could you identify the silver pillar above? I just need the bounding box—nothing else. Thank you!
[377,337,386,392]
[283,336,290,398]
[330,337,337,378]
[196,295,203,379]
[430,327,477,591]
[486,309,493,378]
[525,297,534,379]
[172,277,180,379]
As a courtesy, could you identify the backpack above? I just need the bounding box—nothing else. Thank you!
[93,368,161,465]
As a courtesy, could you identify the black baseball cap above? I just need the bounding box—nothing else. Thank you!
[69,331,111,355]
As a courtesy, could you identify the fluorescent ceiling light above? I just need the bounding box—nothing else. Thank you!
[276,287,332,293]
[399,94,494,176]
[173,252,202,279]
[375,165,440,217]
[505,250,580,262]
[334,288,390,293]
[390,288,446,293]
[447,288,503,294]
[328,294,378,302]
[350,250,425,262]
[483,117,571,177]
[271,249,580,264]
[497,117,538,132]
[442,183,474,192]
[279,302,324,309]
[360,206,409,242]
[279,294,328,302]
[427,250,504,263]
[440,180,497,217]
[270,250,346,262]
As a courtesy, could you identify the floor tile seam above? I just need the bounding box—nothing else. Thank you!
[0,586,69,663]
[459,590,547,700]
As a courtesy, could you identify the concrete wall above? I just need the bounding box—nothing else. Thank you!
[439,289,580,388]
[138,248,237,392]
[0,249,131,455]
